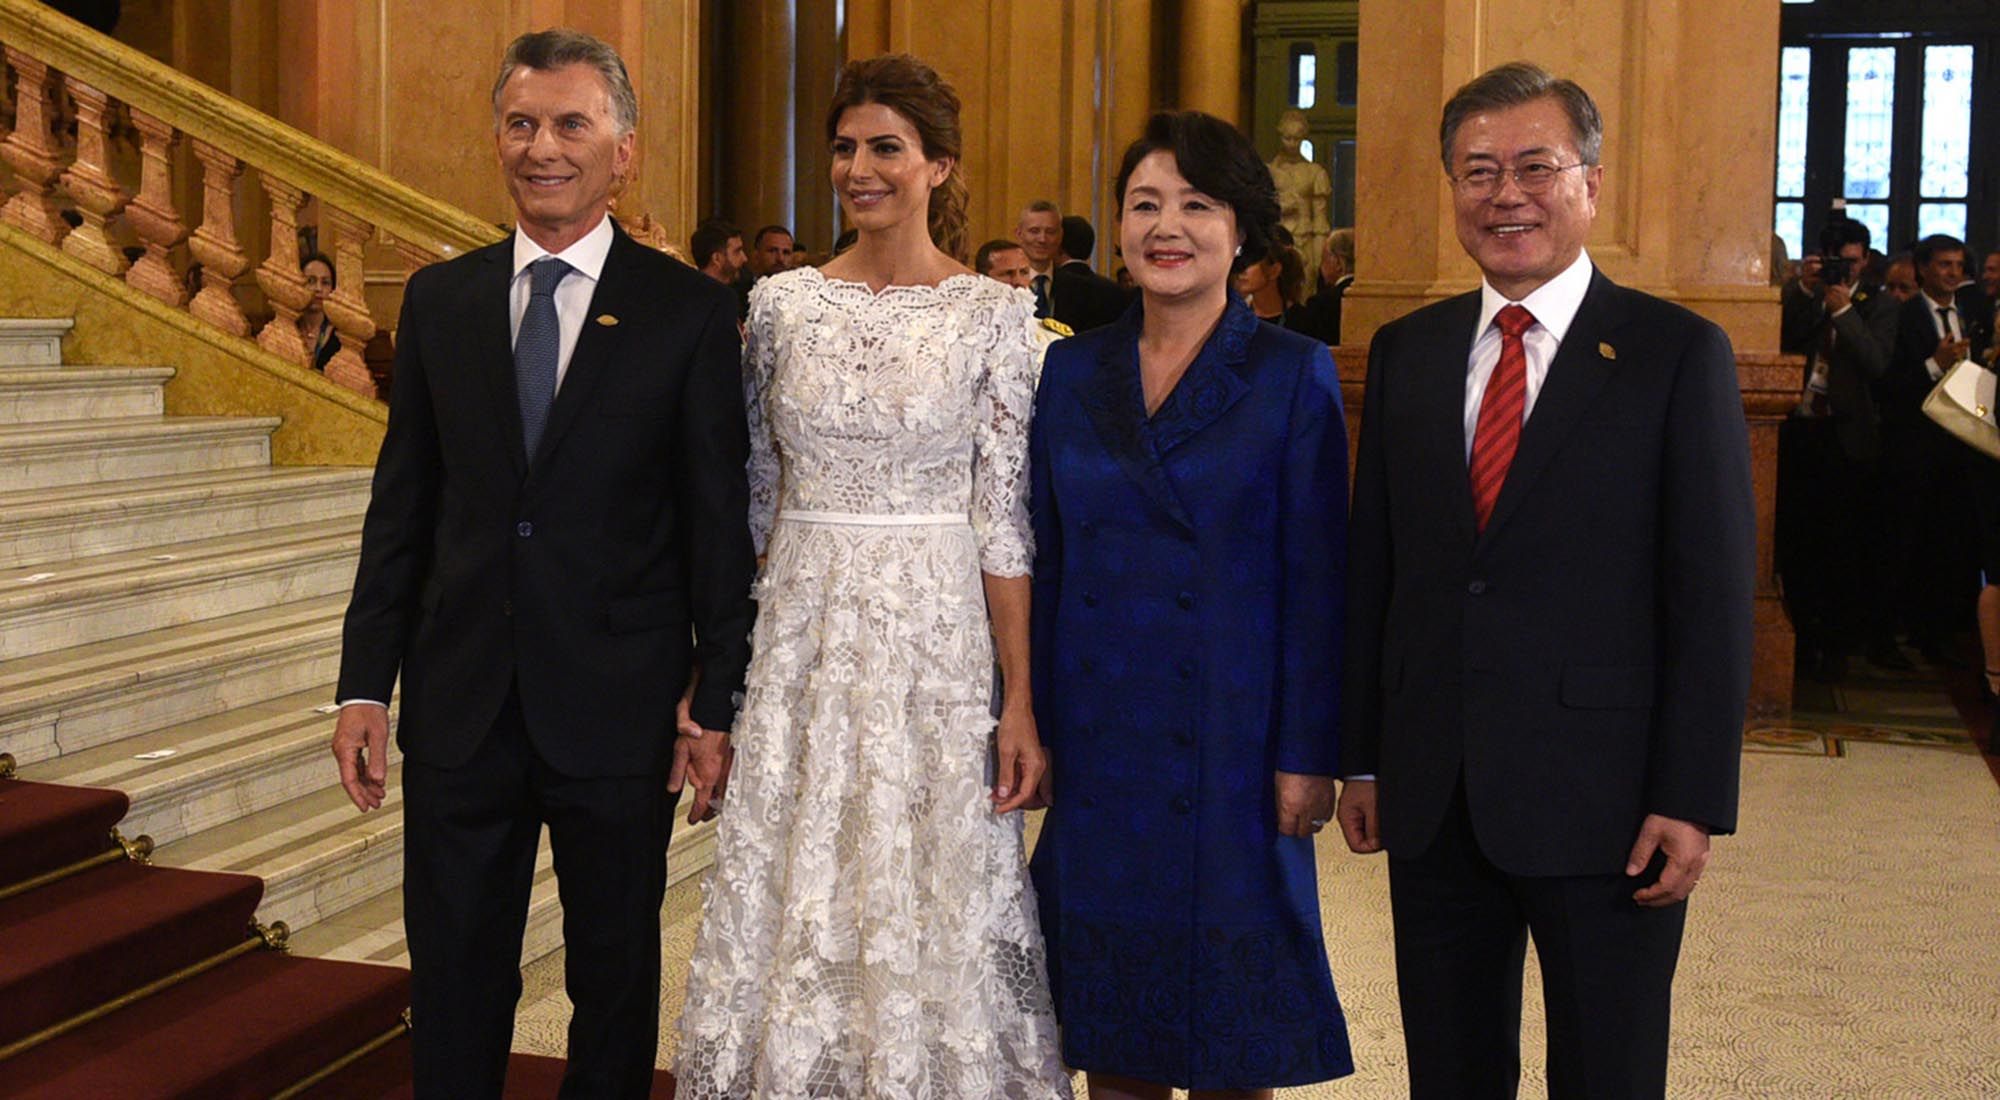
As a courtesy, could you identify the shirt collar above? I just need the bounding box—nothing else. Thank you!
[1475,247,1594,343]
[511,214,615,283]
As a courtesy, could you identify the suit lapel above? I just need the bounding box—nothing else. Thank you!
[531,225,635,474]
[1075,317,1194,532]
[1414,292,1482,547]
[1478,270,1626,545]
[472,243,528,476]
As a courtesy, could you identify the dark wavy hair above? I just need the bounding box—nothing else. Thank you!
[824,54,970,262]
[1114,111,1280,275]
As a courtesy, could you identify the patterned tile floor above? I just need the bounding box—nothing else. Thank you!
[512,668,2000,1098]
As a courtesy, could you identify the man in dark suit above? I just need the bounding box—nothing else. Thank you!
[1050,215,1132,334]
[1775,217,1904,680]
[329,29,755,1098]
[1299,226,1354,345]
[1338,63,1754,1099]
[1879,234,1985,662]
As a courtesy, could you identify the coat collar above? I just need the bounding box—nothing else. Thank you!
[1072,293,1259,532]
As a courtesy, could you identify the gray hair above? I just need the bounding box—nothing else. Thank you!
[1439,61,1602,171]
[492,29,638,136]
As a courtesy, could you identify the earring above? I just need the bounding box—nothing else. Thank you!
[1234,244,1242,257]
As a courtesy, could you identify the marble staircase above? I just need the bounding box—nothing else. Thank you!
[0,317,713,979]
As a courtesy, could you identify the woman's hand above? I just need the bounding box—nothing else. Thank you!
[1275,771,1336,838]
[992,709,1047,814]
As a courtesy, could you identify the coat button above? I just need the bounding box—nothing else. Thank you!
[1080,521,1096,537]
[1467,579,1487,595]
[1177,660,1195,680]
[517,521,534,538]
[1173,729,1194,747]
[1082,593,1099,608]
[1177,592,1196,610]
[502,598,513,616]
[1080,657,1097,676]
[1170,795,1192,815]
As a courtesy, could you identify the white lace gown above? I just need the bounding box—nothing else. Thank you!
[675,267,1069,1099]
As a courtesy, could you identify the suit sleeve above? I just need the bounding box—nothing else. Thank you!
[336,270,443,703]
[1647,319,1754,834]
[1274,343,1350,776]
[1028,353,1063,751]
[1830,301,1889,381]
[1339,330,1394,777]
[679,292,759,733]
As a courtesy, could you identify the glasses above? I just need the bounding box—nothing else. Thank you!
[1449,161,1590,199]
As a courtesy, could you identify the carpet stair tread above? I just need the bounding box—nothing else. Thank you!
[0,859,263,1046]
[295,1038,678,1099]
[0,776,128,886]
[1,950,409,1100]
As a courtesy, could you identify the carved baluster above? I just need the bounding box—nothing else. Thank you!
[186,141,251,335]
[319,206,380,396]
[123,109,188,306]
[0,50,69,244]
[254,176,311,363]
[57,80,130,274]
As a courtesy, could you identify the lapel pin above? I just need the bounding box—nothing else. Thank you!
[1598,341,1617,360]
[595,314,619,326]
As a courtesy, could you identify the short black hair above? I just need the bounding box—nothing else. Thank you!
[974,238,1024,274]
[752,224,792,248]
[1818,215,1871,256]
[1913,233,1966,270]
[299,250,336,288]
[1114,111,1280,276]
[690,219,740,270]
[1060,215,1095,262]
[1440,61,1602,170]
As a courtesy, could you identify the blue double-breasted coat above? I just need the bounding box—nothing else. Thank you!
[1027,296,1354,1088]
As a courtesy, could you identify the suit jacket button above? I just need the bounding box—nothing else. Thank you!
[1080,521,1096,537]
[1080,657,1097,675]
[1177,659,1196,680]
[1170,795,1192,815]
[517,521,534,538]
[1467,579,1487,595]
[1177,592,1196,610]
[502,599,514,616]
[1083,592,1099,608]
[1174,729,1194,747]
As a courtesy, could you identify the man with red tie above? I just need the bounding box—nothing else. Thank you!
[1337,62,1755,1099]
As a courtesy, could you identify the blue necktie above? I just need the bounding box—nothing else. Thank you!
[516,257,571,460]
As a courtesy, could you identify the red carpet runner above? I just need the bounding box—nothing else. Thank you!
[0,768,674,1098]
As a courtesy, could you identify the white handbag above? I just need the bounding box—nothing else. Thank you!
[1921,359,2000,461]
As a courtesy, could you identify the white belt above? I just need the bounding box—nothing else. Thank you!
[779,509,970,527]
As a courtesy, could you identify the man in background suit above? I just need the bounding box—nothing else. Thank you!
[329,29,755,1098]
[1300,226,1354,346]
[1050,215,1130,334]
[1338,62,1754,1099]
[1879,234,1986,663]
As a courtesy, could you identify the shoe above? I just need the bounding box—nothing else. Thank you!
[1865,640,1914,671]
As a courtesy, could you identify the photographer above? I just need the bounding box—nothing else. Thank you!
[1777,216,1902,681]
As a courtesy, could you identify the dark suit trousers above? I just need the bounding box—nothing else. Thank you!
[403,685,673,1099]
[1388,783,1686,1100]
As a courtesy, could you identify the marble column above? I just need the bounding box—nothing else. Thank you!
[1180,0,1247,127]
[1338,0,1795,719]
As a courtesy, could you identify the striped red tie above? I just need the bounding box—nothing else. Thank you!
[1469,304,1536,534]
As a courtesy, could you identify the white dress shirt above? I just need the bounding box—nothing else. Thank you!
[1462,248,1596,461]
[337,215,616,713]
[509,213,615,392]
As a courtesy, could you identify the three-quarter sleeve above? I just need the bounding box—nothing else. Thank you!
[971,296,1042,577]
[742,284,781,556]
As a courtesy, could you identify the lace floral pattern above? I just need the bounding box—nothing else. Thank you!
[676,268,1068,1099]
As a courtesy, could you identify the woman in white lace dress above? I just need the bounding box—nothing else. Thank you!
[674,55,1069,1099]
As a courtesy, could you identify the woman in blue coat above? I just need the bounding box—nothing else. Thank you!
[1028,110,1354,1097]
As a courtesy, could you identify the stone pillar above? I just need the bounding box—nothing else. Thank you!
[721,0,797,233]
[1180,0,1246,127]
[1339,0,1794,720]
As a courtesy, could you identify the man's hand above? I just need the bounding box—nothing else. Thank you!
[1335,778,1381,853]
[669,729,733,825]
[1822,282,1851,314]
[331,703,391,812]
[1626,813,1711,907]
[1276,771,1336,838]
[991,709,1046,815]
[1934,335,1971,372]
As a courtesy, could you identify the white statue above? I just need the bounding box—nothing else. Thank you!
[1269,108,1333,296]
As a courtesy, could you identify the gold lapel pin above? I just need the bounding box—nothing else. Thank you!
[1598,341,1617,360]
[595,314,619,326]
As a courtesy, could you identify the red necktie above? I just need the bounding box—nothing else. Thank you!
[1469,304,1536,534]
